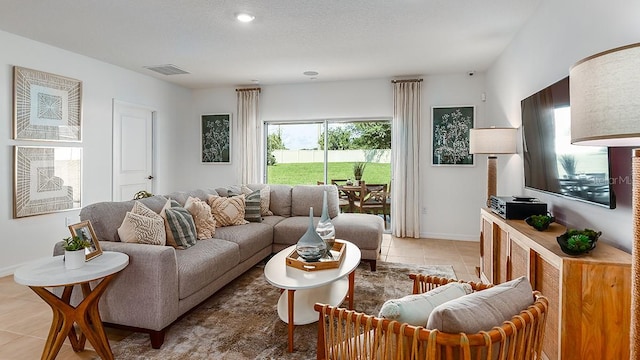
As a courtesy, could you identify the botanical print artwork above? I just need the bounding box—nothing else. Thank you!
[432,106,474,165]
[201,114,231,163]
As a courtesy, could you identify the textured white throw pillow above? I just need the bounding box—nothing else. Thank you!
[118,201,166,245]
[184,196,216,239]
[378,282,473,326]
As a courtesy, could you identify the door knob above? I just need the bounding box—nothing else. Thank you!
[147,175,154,180]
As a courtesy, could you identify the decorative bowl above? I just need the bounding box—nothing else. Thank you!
[556,229,601,256]
[524,214,555,231]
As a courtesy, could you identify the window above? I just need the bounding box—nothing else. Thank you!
[265,119,391,186]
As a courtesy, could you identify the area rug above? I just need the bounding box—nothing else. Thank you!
[107,261,456,360]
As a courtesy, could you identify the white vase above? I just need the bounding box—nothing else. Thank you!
[64,249,86,270]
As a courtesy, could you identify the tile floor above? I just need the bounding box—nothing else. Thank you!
[0,235,480,359]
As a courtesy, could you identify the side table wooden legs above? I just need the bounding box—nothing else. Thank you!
[287,289,295,353]
[30,273,117,360]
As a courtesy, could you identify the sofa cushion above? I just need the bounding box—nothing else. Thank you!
[80,195,167,242]
[426,276,534,334]
[161,199,198,249]
[118,201,166,245]
[242,184,273,216]
[329,213,384,251]
[207,194,249,227]
[213,223,274,262]
[291,185,340,218]
[242,189,262,223]
[260,215,286,227]
[263,184,292,217]
[272,216,316,246]
[164,189,214,206]
[215,185,242,197]
[184,196,217,239]
[174,238,240,300]
[379,282,473,326]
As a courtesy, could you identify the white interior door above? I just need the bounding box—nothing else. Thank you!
[112,100,155,201]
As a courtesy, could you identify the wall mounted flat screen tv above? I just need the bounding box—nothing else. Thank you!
[521,77,615,208]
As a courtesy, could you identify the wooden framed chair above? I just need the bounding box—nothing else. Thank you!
[353,182,388,221]
[315,275,548,360]
[331,179,352,212]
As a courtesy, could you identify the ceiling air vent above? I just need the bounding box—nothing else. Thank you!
[143,64,190,76]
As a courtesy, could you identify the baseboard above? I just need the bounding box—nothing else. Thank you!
[0,263,23,278]
[419,232,479,242]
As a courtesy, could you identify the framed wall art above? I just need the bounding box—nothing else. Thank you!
[201,113,231,163]
[13,66,82,141]
[14,146,82,218]
[432,106,475,166]
[68,220,102,261]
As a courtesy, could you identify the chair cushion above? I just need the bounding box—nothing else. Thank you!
[378,282,473,326]
[426,276,534,334]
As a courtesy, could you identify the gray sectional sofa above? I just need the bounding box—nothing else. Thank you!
[60,184,384,348]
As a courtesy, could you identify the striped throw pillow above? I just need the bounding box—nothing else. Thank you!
[161,199,197,249]
[243,190,262,223]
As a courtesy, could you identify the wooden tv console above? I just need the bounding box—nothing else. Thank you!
[479,208,631,360]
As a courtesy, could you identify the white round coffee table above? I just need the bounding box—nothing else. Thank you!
[264,240,361,352]
[14,251,129,360]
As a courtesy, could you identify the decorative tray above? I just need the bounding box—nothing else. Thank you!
[286,241,346,272]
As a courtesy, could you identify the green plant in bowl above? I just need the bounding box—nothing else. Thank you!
[556,228,601,255]
[524,213,554,231]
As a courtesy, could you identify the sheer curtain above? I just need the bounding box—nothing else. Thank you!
[391,80,422,238]
[236,88,261,184]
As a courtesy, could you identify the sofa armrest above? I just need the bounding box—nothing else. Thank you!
[56,241,180,331]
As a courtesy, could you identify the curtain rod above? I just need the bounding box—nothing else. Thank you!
[235,88,261,92]
[391,79,423,83]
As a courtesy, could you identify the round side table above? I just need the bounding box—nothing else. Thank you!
[14,251,129,360]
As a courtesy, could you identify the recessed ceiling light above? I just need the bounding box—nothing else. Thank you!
[303,71,319,76]
[236,13,255,23]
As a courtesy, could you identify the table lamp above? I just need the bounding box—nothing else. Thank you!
[569,42,640,359]
[469,127,517,206]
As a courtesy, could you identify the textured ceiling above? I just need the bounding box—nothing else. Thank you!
[0,0,541,89]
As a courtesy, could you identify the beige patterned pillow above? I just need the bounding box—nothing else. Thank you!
[242,185,273,216]
[184,196,216,239]
[207,194,249,227]
[118,201,166,245]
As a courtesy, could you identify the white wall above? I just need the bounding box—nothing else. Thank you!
[486,0,640,252]
[0,30,192,275]
[190,76,487,241]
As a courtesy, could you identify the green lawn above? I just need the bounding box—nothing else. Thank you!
[267,162,391,186]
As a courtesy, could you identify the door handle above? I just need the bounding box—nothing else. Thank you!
[147,175,154,180]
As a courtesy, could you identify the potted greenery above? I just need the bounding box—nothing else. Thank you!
[524,213,555,231]
[62,236,90,269]
[353,162,366,183]
[556,228,601,256]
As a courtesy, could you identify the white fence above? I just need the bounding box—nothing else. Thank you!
[272,149,391,164]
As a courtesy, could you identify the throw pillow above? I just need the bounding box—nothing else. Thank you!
[241,185,273,216]
[426,276,534,334]
[207,194,249,227]
[378,282,473,326]
[243,190,262,223]
[184,196,217,239]
[117,201,166,245]
[160,199,198,249]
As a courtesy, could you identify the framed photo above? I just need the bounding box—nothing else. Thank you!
[13,66,82,141]
[14,146,82,218]
[201,113,231,163]
[68,221,102,261]
[432,106,475,166]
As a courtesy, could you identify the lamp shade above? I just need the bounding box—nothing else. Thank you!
[469,127,517,155]
[570,43,640,146]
